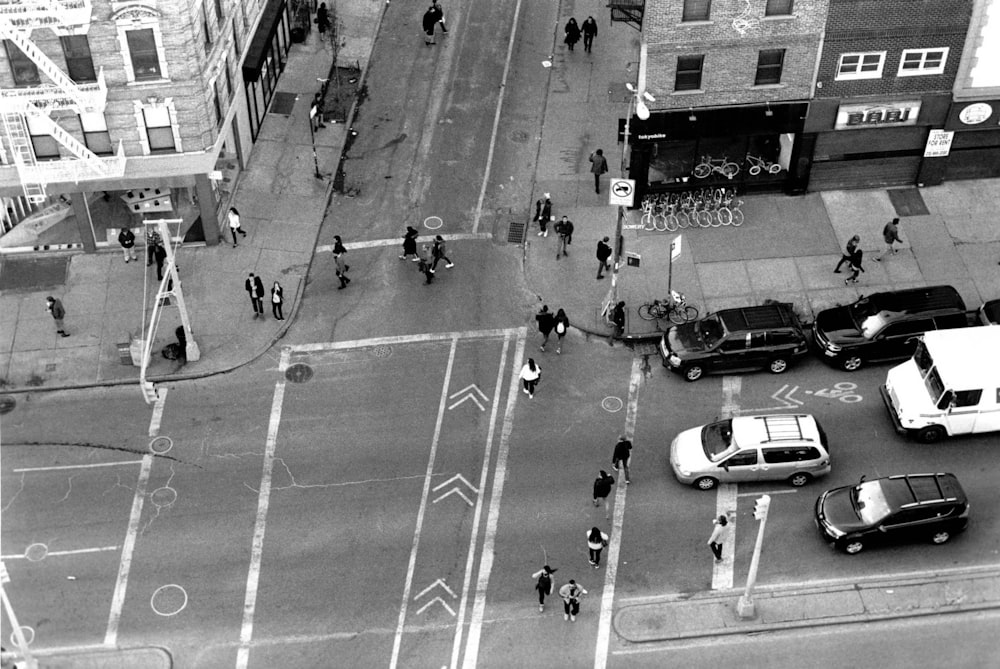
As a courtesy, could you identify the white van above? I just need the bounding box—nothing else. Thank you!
[881,327,1000,443]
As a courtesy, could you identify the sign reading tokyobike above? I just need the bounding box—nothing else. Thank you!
[835,101,921,130]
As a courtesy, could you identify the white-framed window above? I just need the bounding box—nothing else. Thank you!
[115,13,169,83]
[134,101,182,154]
[836,52,885,80]
[79,112,113,155]
[898,48,949,76]
[25,115,60,159]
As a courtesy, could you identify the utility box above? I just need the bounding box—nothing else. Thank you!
[117,341,132,365]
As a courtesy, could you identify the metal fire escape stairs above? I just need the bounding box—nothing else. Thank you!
[0,0,125,204]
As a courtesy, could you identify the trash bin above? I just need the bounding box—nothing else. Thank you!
[290,26,305,42]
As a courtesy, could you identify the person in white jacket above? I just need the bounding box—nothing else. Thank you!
[558,579,588,621]
[519,358,541,398]
[708,515,731,562]
[587,527,610,568]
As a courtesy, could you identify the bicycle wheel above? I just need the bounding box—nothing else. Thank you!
[717,207,733,226]
[641,212,655,231]
[731,208,745,227]
[710,209,724,227]
[749,165,761,176]
[697,210,713,228]
[664,214,678,232]
[693,163,712,179]
[638,303,660,321]
[722,162,740,179]
[681,305,699,322]
[768,163,782,174]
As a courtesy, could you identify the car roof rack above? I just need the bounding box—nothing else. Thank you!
[754,415,807,442]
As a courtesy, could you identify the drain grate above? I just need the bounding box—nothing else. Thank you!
[371,345,392,358]
[507,221,526,244]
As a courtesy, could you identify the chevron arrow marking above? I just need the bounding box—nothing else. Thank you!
[448,384,490,411]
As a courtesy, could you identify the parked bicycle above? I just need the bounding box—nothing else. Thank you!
[638,290,699,324]
[745,154,782,176]
[693,155,740,180]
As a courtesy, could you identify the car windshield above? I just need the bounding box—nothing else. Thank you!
[701,419,734,461]
[699,315,725,348]
[852,480,892,525]
[913,341,933,376]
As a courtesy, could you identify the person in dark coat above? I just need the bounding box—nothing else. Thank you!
[245,273,265,318]
[834,234,860,273]
[531,565,557,612]
[581,16,598,53]
[592,470,615,519]
[399,226,420,261]
[271,281,285,320]
[153,242,167,281]
[589,149,608,194]
[564,18,581,51]
[431,235,454,271]
[612,435,632,484]
[536,305,556,352]
[553,308,569,354]
[418,245,435,284]
[536,194,553,237]
[118,227,136,263]
[333,235,351,289]
[46,296,70,337]
[596,236,612,279]
[611,300,626,343]
[316,2,330,33]
[431,1,448,33]
[422,6,438,45]
[845,248,865,285]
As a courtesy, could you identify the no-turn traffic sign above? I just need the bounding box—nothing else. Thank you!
[608,178,635,207]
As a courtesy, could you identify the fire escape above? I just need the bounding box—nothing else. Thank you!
[0,0,125,204]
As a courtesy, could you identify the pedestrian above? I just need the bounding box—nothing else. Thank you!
[596,236,612,279]
[589,149,608,194]
[531,564,557,612]
[581,16,597,53]
[45,296,70,337]
[228,207,247,247]
[536,305,555,351]
[118,226,136,263]
[592,469,615,519]
[519,358,541,398]
[271,281,285,320]
[431,1,448,33]
[153,242,167,281]
[558,579,587,622]
[422,5,437,45]
[564,18,581,51]
[587,527,610,568]
[399,226,420,261]
[611,300,626,341]
[146,228,162,265]
[316,2,330,33]
[333,235,351,289]
[311,91,326,131]
[431,235,454,271]
[844,247,865,285]
[245,272,265,319]
[833,235,860,273]
[874,217,902,260]
[553,308,569,354]
[708,515,731,563]
[418,244,435,284]
[535,195,553,237]
[612,434,632,484]
[555,216,573,259]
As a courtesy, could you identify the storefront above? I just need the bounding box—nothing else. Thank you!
[626,103,809,204]
[242,0,292,141]
[938,99,1000,181]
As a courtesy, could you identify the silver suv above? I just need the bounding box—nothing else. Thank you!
[670,414,831,490]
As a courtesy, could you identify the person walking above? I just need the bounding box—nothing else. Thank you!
[558,579,587,622]
[146,228,162,266]
[311,91,326,131]
[874,217,902,260]
[844,247,865,285]
[422,5,438,45]
[610,300,626,342]
[708,515,731,563]
[332,235,351,289]
[596,236,612,279]
[581,16,598,53]
[587,527,610,568]
[519,358,541,398]
[153,242,167,281]
[45,296,70,337]
[553,308,569,354]
[592,470,615,519]
[245,272,265,319]
[399,226,420,261]
[555,216,573,259]
[431,1,448,33]
[564,18,581,51]
[536,305,556,351]
[531,565,557,612]
[271,281,285,320]
[316,2,330,34]
[612,435,632,484]
[118,226,136,263]
[833,234,860,273]
[418,244,435,284]
[431,235,454,271]
[535,194,552,237]
[589,149,608,194]
[228,207,247,247]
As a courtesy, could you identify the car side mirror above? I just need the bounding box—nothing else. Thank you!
[720,463,730,471]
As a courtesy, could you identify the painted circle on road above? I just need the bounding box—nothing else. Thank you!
[602,396,624,413]
[151,486,177,508]
[151,584,188,617]
[24,543,48,562]
[9,625,34,648]
[149,436,173,455]
[423,216,443,230]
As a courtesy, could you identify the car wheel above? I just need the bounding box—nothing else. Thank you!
[788,472,811,487]
[917,425,946,443]
[843,540,864,554]
[683,366,703,382]
[931,530,951,545]
[841,356,863,372]
[694,477,717,491]
[768,358,789,374]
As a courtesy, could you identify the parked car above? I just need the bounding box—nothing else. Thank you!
[978,299,1000,325]
[812,285,968,371]
[670,413,831,490]
[815,473,969,554]
[659,303,808,381]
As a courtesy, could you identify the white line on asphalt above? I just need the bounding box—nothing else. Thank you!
[235,381,286,669]
[594,356,643,669]
[737,489,799,497]
[451,332,511,668]
[712,377,741,592]
[390,335,459,669]
[13,460,144,473]
[462,327,526,669]
[315,233,493,254]
[282,328,519,360]
[104,387,168,647]
[1,546,119,560]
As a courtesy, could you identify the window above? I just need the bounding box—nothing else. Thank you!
[755,49,785,85]
[61,36,97,83]
[25,116,59,159]
[763,447,820,463]
[720,336,748,353]
[80,112,112,155]
[898,48,948,76]
[682,0,711,21]
[765,0,793,16]
[881,319,933,338]
[143,107,175,152]
[836,52,885,80]
[934,313,966,329]
[724,450,758,467]
[5,40,40,85]
[126,29,162,80]
[232,18,241,55]
[951,389,982,407]
[768,331,797,346]
[675,55,704,91]
[749,332,767,349]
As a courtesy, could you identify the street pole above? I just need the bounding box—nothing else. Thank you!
[156,219,200,362]
[1,562,37,669]
[737,494,771,618]
[308,104,322,179]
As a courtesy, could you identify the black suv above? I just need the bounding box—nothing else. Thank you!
[812,285,968,371]
[815,473,969,555]
[659,303,808,381]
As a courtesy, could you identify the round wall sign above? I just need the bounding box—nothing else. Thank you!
[958,103,992,125]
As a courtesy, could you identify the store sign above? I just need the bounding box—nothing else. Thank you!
[835,101,921,130]
[924,130,955,157]
[958,103,993,125]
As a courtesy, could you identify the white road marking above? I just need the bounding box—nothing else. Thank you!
[282,327,519,362]
[315,232,492,254]
[737,489,799,497]
[104,387,168,647]
[462,328,526,669]
[390,335,459,669]
[1,546,119,560]
[235,381,286,669]
[594,356,643,669]
[712,377,742,591]
[13,460,144,473]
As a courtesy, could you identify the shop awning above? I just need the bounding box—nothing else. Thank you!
[242,0,288,83]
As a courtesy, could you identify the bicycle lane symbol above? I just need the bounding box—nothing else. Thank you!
[807,382,863,404]
[749,382,863,412]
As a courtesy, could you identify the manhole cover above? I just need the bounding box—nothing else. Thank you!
[371,345,392,358]
[0,396,15,415]
[285,363,314,383]
[509,129,529,143]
